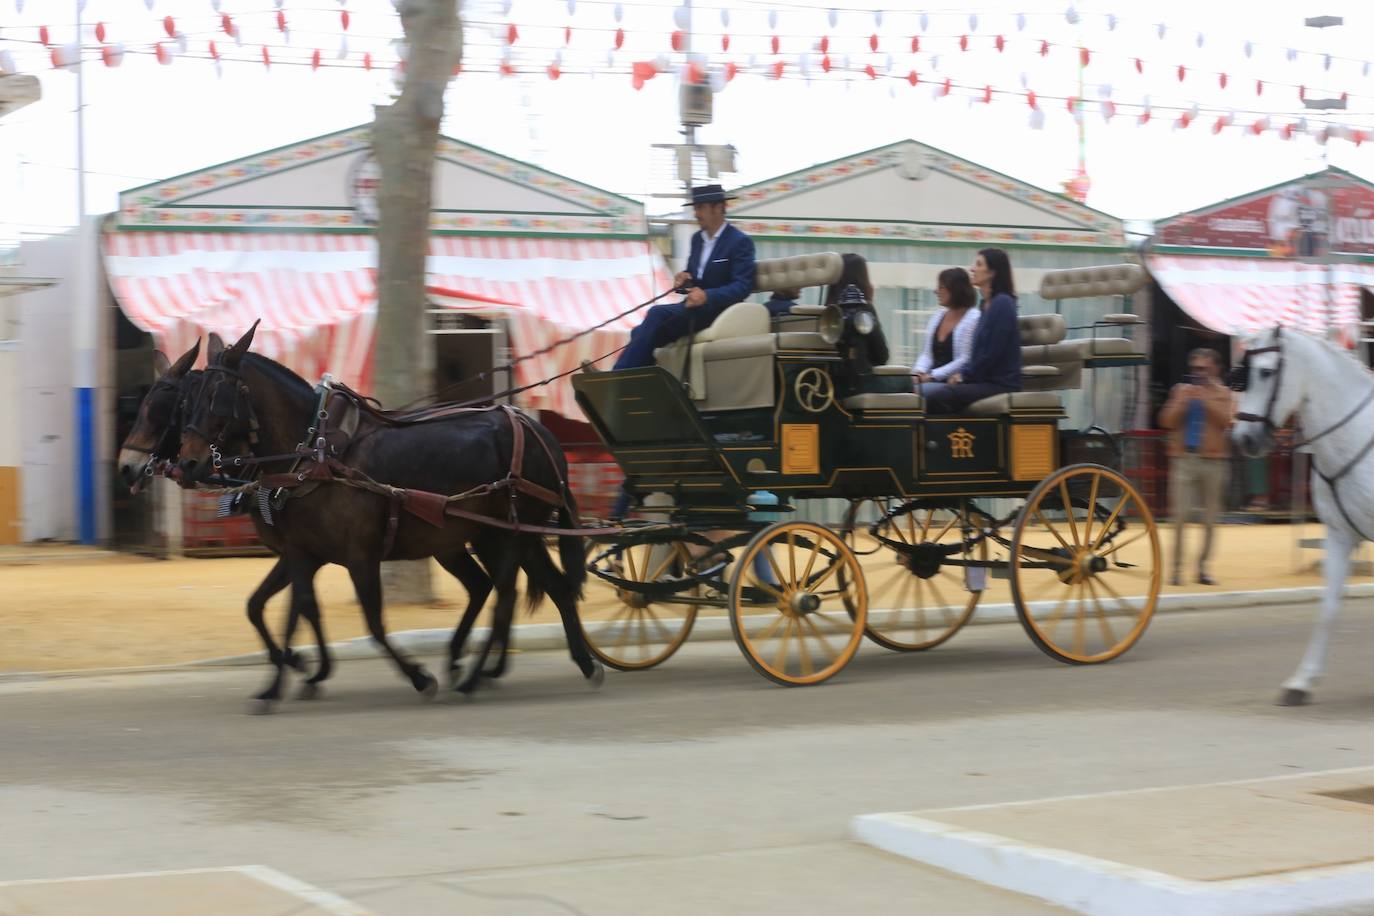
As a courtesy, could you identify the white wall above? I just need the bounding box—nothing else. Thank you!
[15,231,77,541]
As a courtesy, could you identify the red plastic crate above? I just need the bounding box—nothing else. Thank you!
[182,489,264,555]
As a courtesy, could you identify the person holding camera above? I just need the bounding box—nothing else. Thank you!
[1158,348,1233,586]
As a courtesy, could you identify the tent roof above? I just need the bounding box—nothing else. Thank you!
[114,124,648,239]
[716,139,1124,251]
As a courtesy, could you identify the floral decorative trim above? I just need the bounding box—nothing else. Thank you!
[734,144,1120,236]
[733,217,1121,248]
[117,126,638,227]
[115,205,642,235]
[434,138,634,216]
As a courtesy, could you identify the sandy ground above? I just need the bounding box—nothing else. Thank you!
[1,521,1365,673]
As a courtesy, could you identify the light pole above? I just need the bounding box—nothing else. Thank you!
[1302,15,1345,343]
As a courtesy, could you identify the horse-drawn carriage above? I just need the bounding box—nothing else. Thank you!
[573,254,1159,686]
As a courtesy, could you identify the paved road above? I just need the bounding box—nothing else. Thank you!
[3,602,1374,914]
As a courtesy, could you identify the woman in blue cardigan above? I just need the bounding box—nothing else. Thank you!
[921,248,1022,414]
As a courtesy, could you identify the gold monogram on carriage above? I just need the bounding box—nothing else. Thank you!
[948,427,976,459]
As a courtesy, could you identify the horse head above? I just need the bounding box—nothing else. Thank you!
[1232,326,1300,459]
[177,321,260,487]
[117,339,201,492]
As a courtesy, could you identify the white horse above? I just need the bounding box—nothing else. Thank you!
[1232,326,1374,706]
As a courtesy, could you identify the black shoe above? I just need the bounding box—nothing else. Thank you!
[1197,573,1216,586]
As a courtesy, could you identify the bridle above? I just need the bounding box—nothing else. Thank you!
[123,375,200,481]
[1236,326,1374,541]
[183,363,259,472]
[1236,326,1374,451]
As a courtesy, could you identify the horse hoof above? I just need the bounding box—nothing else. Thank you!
[1278,688,1312,707]
[419,674,439,701]
[587,659,606,690]
[296,682,321,701]
[247,698,278,716]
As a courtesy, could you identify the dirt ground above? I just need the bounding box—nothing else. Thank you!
[1,521,1365,673]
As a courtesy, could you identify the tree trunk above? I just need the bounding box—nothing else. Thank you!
[371,0,463,604]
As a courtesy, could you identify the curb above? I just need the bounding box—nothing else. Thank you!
[851,810,1374,916]
[191,582,1374,669]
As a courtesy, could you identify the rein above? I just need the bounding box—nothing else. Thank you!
[397,285,679,412]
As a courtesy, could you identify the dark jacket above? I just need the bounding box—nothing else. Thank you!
[764,293,798,316]
[686,223,757,320]
[962,292,1021,390]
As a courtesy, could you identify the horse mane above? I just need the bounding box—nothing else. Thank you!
[1283,328,1371,379]
[241,352,315,394]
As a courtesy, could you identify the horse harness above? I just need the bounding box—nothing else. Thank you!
[1237,329,1374,542]
[204,372,593,557]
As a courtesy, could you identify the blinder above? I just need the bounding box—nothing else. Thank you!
[185,364,259,454]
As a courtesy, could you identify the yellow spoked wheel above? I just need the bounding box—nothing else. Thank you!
[580,540,699,671]
[841,498,990,652]
[728,521,867,687]
[1010,464,1161,665]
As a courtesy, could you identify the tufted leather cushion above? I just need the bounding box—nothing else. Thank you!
[1070,337,1139,357]
[1039,263,1148,300]
[841,392,925,411]
[754,253,844,293]
[1019,313,1067,346]
[965,391,1063,416]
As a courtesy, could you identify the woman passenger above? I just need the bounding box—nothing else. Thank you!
[921,248,1022,414]
[826,253,908,394]
[913,267,980,387]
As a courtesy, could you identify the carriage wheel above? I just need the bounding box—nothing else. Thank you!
[840,499,989,652]
[728,521,867,686]
[580,540,699,671]
[1010,464,1160,664]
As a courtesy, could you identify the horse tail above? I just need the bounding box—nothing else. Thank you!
[520,417,586,613]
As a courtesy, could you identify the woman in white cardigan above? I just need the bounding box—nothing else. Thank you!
[913,267,980,391]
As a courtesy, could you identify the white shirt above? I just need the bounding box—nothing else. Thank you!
[694,219,729,278]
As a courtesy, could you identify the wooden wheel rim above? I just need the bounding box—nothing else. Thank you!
[1010,464,1161,664]
[843,499,987,652]
[581,541,699,671]
[729,522,867,686]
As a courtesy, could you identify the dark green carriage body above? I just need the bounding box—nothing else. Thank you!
[571,342,1067,511]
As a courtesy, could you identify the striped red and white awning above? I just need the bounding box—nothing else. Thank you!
[103,231,671,419]
[1147,254,1374,338]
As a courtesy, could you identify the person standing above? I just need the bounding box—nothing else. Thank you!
[1158,348,1233,586]
[612,184,756,369]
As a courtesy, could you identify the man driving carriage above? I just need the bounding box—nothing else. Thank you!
[613,184,757,369]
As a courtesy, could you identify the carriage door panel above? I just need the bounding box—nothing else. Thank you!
[919,419,1004,479]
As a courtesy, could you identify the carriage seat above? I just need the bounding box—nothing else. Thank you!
[654,252,845,411]
[965,314,1077,416]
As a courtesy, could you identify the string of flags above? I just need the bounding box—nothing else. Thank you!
[1,1,1370,147]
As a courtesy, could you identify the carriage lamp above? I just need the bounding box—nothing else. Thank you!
[819,284,877,344]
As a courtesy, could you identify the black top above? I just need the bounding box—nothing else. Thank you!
[931,328,955,371]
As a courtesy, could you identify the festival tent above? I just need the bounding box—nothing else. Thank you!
[1146,167,1374,342]
[102,125,671,419]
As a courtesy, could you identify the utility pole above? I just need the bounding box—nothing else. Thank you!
[72,0,98,544]
[1302,14,1345,343]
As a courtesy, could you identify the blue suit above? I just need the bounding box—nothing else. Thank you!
[614,223,757,369]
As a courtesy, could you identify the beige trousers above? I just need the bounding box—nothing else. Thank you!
[1171,453,1228,578]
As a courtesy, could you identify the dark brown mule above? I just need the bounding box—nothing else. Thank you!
[116,342,509,704]
[175,323,599,707]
